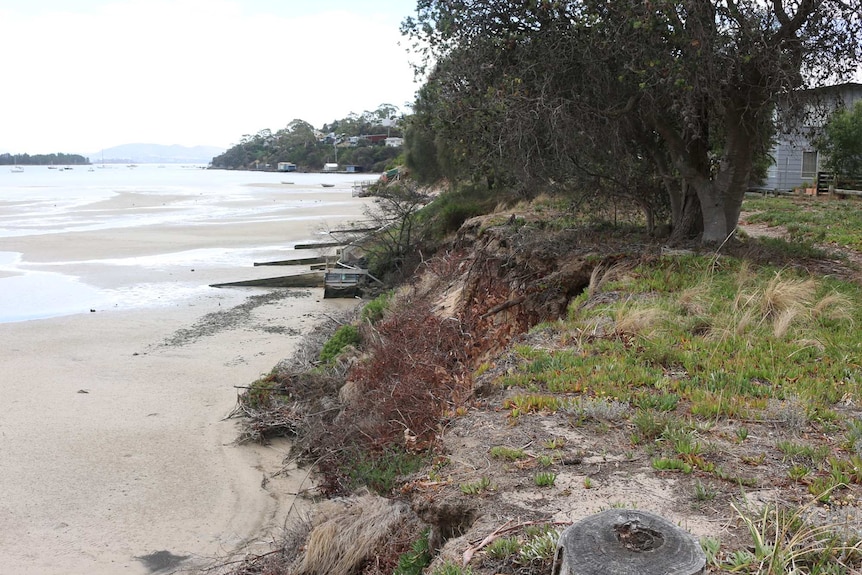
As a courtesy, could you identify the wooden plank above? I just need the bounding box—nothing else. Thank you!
[253,256,330,266]
[294,241,344,249]
[328,227,377,235]
[210,272,324,288]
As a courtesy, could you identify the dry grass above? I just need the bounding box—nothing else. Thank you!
[729,494,862,574]
[759,273,817,323]
[613,305,666,337]
[296,495,419,575]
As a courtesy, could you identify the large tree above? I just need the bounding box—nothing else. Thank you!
[404,1,862,243]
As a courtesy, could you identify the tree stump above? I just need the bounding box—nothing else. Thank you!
[552,509,706,575]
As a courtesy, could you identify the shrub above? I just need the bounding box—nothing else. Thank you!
[241,371,282,410]
[394,530,432,575]
[319,324,361,363]
[361,291,392,324]
[341,447,429,495]
[310,297,474,495]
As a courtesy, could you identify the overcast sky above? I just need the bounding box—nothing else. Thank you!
[0,0,422,155]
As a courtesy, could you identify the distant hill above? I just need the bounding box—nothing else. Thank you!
[91,143,226,164]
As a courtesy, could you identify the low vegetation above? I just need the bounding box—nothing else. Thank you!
[226,191,862,574]
[743,195,862,251]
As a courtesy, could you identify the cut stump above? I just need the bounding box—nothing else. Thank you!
[552,510,705,575]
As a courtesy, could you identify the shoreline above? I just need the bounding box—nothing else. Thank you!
[0,287,362,574]
[0,173,374,574]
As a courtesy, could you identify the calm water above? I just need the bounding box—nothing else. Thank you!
[0,165,374,322]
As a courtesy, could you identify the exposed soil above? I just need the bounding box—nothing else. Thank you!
[403,213,862,573]
[223,210,862,575]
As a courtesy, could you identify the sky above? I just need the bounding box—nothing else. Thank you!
[0,0,423,155]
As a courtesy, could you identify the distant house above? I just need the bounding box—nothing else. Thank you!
[323,163,339,172]
[277,162,297,172]
[385,137,404,148]
[765,82,862,192]
[345,165,364,173]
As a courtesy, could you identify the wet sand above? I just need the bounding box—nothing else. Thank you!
[0,184,369,574]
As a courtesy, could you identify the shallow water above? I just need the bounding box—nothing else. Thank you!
[0,165,373,322]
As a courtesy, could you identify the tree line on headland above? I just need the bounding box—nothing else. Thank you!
[1,152,88,166]
[210,104,405,173]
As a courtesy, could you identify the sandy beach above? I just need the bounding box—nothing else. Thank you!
[0,171,371,573]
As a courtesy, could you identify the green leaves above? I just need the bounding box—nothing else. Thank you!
[817,100,862,184]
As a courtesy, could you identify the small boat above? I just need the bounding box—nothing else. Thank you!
[281,181,294,185]
[10,165,24,173]
[321,183,335,188]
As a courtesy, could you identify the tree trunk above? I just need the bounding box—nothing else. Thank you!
[696,182,731,244]
[668,184,702,244]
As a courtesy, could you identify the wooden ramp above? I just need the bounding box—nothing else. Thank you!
[210,272,324,289]
[253,256,331,267]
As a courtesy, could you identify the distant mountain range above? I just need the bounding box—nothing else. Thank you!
[89,143,226,164]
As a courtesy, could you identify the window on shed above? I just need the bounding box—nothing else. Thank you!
[801,151,819,180]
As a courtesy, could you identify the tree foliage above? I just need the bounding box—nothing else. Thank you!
[402,0,862,243]
[0,152,88,165]
[363,182,432,280]
[211,105,405,172]
[816,100,862,185]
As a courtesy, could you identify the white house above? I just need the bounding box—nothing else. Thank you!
[384,137,404,148]
[764,82,862,192]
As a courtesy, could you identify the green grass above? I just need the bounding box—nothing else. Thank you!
[490,446,526,461]
[460,477,492,495]
[432,562,475,575]
[743,195,862,251]
[485,536,521,559]
[342,447,429,495]
[534,471,557,487]
[497,256,862,426]
[495,253,862,502]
